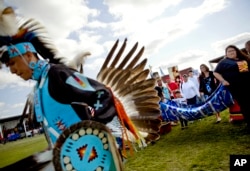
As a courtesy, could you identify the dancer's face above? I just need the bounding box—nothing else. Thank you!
[5,52,33,80]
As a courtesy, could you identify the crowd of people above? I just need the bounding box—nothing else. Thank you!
[155,40,250,131]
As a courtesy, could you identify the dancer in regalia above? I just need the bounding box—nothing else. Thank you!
[0,5,161,171]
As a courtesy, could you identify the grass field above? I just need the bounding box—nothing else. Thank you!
[0,110,250,171]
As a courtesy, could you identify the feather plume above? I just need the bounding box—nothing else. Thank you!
[66,51,91,73]
[0,6,90,70]
[0,6,19,36]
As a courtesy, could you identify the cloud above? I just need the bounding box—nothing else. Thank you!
[84,57,105,76]
[12,102,24,109]
[0,68,35,89]
[0,103,11,119]
[158,49,210,70]
[104,0,182,20]
[6,0,105,62]
[0,102,5,108]
[7,0,93,38]
[102,0,229,58]
[0,0,242,82]
[0,101,25,119]
[211,32,250,55]
[156,30,250,73]
[3,0,228,74]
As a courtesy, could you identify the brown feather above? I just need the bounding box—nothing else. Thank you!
[98,39,119,76]
[144,133,161,143]
[110,39,127,68]
[124,69,150,86]
[97,68,109,84]
[129,58,147,76]
[133,95,160,103]
[125,46,144,69]
[110,67,149,91]
[134,101,160,109]
[135,107,161,115]
[117,42,138,69]
[132,89,158,98]
[101,67,117,85]
[123,60,148,85]
[112,71,132,91]
[118,79,156,96]
[100,40,130,85]
[105,69,123,88]
[130,117,161,132]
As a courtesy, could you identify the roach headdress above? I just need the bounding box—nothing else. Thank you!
[0,6,64,68]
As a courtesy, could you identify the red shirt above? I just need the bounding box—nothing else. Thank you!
[168,82,179,91]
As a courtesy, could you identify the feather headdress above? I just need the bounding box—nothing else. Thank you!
[0,5,90,69]
[0,6,63,63]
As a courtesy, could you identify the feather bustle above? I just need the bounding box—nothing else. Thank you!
[97,38,162,146]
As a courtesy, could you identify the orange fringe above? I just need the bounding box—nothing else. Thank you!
[108,88,140,156]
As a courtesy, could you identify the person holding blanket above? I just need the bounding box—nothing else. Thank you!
[199,64,221,123]
[214,45,250,133]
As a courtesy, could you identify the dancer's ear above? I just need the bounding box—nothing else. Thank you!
[25,52,37,63]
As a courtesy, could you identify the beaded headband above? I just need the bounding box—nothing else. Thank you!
[7,42,36,58]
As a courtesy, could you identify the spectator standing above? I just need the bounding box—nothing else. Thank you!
[166,78,179,99]
[180,74,200,105]
[242,40,250,56]
[188,70,200,90]
[155,79,171,101]
[172,90,188,129]
[214,45,250,132]
[174,75,182,89]
[155,80,177,125]
[199,64,221,123]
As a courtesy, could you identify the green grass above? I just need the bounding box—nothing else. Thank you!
[0,135,48,168]
[1,110,250,171]
[125,110,250,171]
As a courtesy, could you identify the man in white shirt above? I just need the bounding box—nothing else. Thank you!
[180,74,200,105]
[188,70,199,90]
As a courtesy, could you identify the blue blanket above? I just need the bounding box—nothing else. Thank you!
[160,84,234,121]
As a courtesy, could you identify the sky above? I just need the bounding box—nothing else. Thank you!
[0,0,250,119]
